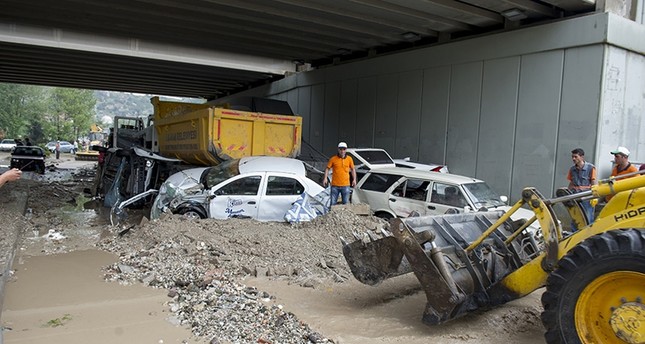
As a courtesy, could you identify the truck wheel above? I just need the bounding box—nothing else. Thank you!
[541,229,645,344]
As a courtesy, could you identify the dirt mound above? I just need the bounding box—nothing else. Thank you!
[96,207,385,342]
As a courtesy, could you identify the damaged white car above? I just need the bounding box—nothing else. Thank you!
[151,157,328,222]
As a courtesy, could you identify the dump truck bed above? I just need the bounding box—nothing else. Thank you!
[153,98,302,166]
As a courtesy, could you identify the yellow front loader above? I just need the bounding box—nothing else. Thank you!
[343,172,645,343]
[75,123,106,161]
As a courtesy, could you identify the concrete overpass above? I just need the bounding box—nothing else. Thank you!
[0,0,610,100]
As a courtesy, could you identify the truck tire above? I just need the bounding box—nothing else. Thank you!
[541,229,645,344]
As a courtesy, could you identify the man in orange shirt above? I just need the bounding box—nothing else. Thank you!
[323,142,357,205]
[606,146,638,202]
[610,146,638,178]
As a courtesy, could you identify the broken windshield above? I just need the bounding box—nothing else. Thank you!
[463,182,506,208]
[204,159,241,188]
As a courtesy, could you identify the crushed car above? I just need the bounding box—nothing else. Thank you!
[10,146,46,174]
[150,156,329,222]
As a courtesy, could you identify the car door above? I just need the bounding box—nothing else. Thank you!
[427,182,469,215]
[208,173,263,219]
[352,172,404,211]
[257,173,306,221]
[387,178,432,217]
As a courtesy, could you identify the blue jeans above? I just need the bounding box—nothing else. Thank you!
[572,200,595,231]
[330,186,351,206]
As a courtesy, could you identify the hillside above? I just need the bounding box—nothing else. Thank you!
[94,91,204,120]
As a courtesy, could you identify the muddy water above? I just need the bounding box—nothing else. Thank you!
[2,250,196,344]
[247,275,546,344]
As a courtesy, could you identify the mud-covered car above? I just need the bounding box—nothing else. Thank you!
[151,156,328,222]
[10,146,46,174]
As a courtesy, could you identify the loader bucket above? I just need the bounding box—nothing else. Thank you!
[342,235,409,285]
[75,151,99,161]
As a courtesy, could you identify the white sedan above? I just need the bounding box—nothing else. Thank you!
[151,157,326,221]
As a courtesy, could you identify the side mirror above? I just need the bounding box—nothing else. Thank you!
[500,195,508,203]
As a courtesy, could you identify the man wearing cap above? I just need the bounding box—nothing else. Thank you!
[323,142,357,205]
[610,146,637,179]
[606,146,638,202]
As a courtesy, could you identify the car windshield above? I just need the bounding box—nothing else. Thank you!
[2,140,14,144]
[462,182,506,208]
[203,159,241,188]
[353,150,394,165]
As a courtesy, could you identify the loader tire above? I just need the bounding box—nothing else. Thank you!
[541,228,645,344]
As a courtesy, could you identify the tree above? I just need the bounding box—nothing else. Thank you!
[0,83,48,140]
[50,88,96,141]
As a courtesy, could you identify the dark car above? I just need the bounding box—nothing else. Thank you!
[10,146,46,174]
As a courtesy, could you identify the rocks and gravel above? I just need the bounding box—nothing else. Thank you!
[96,207,386,343]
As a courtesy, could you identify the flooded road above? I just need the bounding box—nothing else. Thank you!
[2,250,196,344]
[247,276,546,344]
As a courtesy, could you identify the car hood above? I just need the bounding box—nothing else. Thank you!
[164,167,208,190]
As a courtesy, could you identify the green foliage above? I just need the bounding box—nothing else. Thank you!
[0,83,48,140]
[50,87,96,141]
[0,84,200,144]
[0,83,96,143]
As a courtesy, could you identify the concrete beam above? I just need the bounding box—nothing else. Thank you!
[0,22,296,75]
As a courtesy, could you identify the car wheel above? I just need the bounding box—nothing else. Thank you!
[375,211,394,220]
[175,206,207,219]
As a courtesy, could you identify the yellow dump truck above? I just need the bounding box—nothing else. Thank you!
[151,97,302,165]
[98,97,303,209]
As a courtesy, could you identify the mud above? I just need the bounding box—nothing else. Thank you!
[0,151,548,343]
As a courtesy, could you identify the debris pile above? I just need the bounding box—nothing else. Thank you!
[98,206,385,342]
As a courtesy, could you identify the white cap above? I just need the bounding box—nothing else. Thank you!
[337,142,347,148]
[611,146,630,156]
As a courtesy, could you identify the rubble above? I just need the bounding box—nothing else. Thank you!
[97,206,385,342]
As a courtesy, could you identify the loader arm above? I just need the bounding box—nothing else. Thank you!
[497,174,645,299]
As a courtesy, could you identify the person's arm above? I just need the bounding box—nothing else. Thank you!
[0,169,22,189]
[350,166,357,187]
[567,169,574,189]
[323,167,330,187]
[590,166,597,185]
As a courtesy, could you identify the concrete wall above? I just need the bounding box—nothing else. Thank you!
[219,12,644,202]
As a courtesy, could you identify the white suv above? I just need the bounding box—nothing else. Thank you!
[351,167,538,232]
